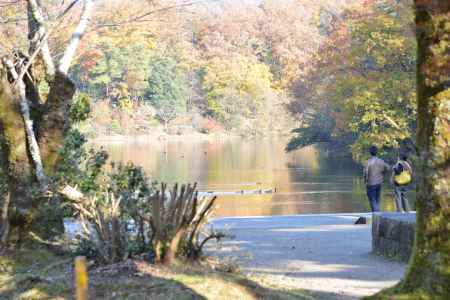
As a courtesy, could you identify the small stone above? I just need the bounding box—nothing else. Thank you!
[355,217,367,224]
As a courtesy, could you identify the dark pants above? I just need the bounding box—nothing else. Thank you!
[367,184,381,212]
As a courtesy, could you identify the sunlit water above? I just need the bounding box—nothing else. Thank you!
[99,137,405,217]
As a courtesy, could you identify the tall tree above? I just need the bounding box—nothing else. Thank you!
[0,0,94,246]
[287,0,417,161]
[147,55,187,130]
[367,0,449,298]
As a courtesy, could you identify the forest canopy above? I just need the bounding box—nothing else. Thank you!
[0,0,417,160]
[287,0,416,162]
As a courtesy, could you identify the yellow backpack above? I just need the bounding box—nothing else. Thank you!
[394,162,412,185]
[394,170,412,185]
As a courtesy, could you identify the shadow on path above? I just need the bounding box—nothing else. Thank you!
[208,214,407,299]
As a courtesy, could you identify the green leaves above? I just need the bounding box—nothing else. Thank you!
[57,129,108,194]
[202,55,274,126]
[286,113,334,152]
[147,55,187,124]
[70,93,91,123]
[288,0,417,162]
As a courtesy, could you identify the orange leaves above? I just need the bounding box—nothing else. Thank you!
[78,49,102,73]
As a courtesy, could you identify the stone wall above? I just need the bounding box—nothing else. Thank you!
[372,212,416,262]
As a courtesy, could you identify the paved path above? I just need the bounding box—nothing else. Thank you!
[207,213,407,300]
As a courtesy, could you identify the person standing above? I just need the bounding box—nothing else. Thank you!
[363,145,390,212]
[391,153,413,212]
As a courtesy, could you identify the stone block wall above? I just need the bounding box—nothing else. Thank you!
[372,212,416,262]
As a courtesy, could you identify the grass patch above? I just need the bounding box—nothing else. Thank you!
[0,249,314,300]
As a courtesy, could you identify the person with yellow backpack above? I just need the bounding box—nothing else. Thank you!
[391,153,413,212]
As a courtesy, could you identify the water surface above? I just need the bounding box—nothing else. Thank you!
[102,137,401,217]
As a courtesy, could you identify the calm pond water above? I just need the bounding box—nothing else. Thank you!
[102,137,402,217]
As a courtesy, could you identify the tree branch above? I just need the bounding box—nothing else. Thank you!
[60,184,85,202]
[198,231,226,252]
[383,113,402,130]
[58,0,94,75]
[92,0,209,29]
[15,0,83,84]
[3,57,48,189]
[27,0,56,78]
[14,31,51,88]
[129,0,206,23]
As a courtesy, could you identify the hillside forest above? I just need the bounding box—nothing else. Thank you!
[1,0,416,162]
[1,1,449,299]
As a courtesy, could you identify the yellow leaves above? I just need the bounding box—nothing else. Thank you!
[369,31,382,40]
[380,17,395,28]
[312,0,417,162]
[144,38,157,50]
[374,54,387,66]
[386,37,406,49]
[118,98,133,112]
[203,54,276,121]
[1,7,17,19]
[430,89,450,165]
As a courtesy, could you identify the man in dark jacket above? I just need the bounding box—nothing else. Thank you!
[364,146,390,212]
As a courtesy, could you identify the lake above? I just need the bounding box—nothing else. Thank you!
[101,136,402,217]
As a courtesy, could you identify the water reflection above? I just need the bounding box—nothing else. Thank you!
[101,137,408,217]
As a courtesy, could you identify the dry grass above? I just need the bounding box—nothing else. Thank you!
[0,250,314,300]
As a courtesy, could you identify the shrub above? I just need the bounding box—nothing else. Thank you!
[107,162,155,253]
[70,93,91,123]
[72,192,127,263]
[58,127,222,265]
[70,181,222,265]
[149,183,219,265]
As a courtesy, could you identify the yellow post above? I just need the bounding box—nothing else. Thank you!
[75,256,88,300]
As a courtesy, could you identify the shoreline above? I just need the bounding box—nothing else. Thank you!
[88,132,291,144]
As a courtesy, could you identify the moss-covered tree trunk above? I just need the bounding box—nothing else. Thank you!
[367,1,450,299]
[0,61,75,246]
[0,0,92,248]
[0,62,36,245]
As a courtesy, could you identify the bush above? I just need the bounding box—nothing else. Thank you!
[107,162,155,254]
[73,192,128,263]
[70,181,222,265]
[70,93,91,123]
[149,183,219,265]
[57,127,223,265]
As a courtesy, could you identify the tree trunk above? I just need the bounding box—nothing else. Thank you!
[0,62,67,246]
[366,1,450,299]
[163,229,186,266]
[39,71,75,173]
[0,63,34,245]
[0,0,93,248]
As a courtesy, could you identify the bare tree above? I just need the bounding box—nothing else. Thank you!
[0,0,94,247]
